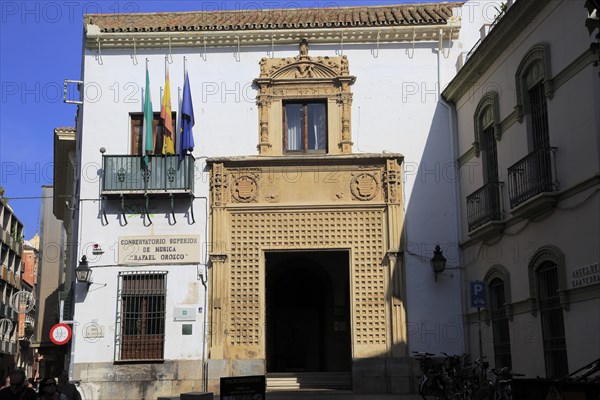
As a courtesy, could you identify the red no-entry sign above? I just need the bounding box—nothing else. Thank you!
[49,323,72,345]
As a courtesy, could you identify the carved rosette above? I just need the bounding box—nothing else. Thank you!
[232,176,258,203]
[350,173,379,201]
[383,160,401,204]
[230,169,261,203]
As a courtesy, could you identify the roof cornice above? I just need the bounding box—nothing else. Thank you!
[206,153,404,167]
[442,0,548,103]
[85,23,461,50]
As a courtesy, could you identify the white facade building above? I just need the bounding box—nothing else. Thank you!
[443,0,600,382]
[61,1,591,397]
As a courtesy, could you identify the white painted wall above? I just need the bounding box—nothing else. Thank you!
[72,266,206,363]
[73,15,480,364]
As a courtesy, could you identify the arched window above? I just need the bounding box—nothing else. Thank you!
[515,43,553,142]
[509,44,557,208]
[473,91,501,159]
[467,92,503,231]
[485,266,512,369]
[528,246,568,378]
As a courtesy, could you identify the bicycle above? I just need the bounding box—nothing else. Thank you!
[440,352,471,399]
[413,351,451,400]
[476,366,524,400]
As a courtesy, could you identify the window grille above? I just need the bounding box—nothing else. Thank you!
[489,278,512,369]
[481,125,499,184]
[115,271,167,361]
[529,82,554,191]
[466,125,503,231]
[528,82,550,150]
[537,262,568,378]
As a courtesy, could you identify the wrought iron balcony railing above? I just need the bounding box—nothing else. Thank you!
[507,147,558,209]
[467,182,504,232]
[102,155,194,195]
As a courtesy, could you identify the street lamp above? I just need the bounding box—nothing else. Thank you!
[75,255,93,286]
[430,245,447,282]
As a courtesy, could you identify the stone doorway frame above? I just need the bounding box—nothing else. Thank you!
[264,250,352,374]
[206,155,408,393]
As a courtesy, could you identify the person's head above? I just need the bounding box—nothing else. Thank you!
[39,377,57,396]
[57,370,69,385]
[8,369,26,393]
[3,376,9,386]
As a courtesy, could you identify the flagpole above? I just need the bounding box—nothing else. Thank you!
[177,86,182,159]
[180,56,186,159]
[163,55,167,156]
[142,58,150,166]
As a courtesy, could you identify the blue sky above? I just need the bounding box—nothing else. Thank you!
[0,0,445,238]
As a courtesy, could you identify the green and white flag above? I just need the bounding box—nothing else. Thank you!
[142,63,154,165]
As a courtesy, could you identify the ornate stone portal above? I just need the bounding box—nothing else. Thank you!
[206,42,408,394]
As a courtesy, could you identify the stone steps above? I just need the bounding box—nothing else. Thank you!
[157,392,213,400]
[267,372,352,391]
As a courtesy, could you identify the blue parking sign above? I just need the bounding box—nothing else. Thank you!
[470,281,487,308]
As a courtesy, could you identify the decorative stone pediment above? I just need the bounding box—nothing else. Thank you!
[253,39,356,155]
[259,55,350,80]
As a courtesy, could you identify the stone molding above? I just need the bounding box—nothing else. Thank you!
[207,155,406,361]
[85,25,461,50]
[253,40,356,155]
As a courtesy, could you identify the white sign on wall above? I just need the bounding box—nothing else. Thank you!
[571,263,600,289]
[118,235,201,265]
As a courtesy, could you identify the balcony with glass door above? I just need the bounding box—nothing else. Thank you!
[466,182,504,235]
[102,155,194,195]
[507,147,558,217]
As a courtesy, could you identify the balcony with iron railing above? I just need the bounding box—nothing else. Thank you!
[508,147,558,216]
[102,155,194,195]
[101,154,195,224]
[467,182,505,234]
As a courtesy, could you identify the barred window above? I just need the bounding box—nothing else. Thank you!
[481,125,499,184]
[489,278,512,369]
[115,271,167,361]
[537,261,568,378]
[515,44,552,151]
[528,82,550,150]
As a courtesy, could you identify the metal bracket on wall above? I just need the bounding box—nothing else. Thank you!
[120,194,128,226]
[101,196,109,225]
[144,194,153,226]
[170,193,177,224]
[190,193,196,224]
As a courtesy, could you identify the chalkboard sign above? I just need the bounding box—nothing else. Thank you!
[220,375,266,400]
